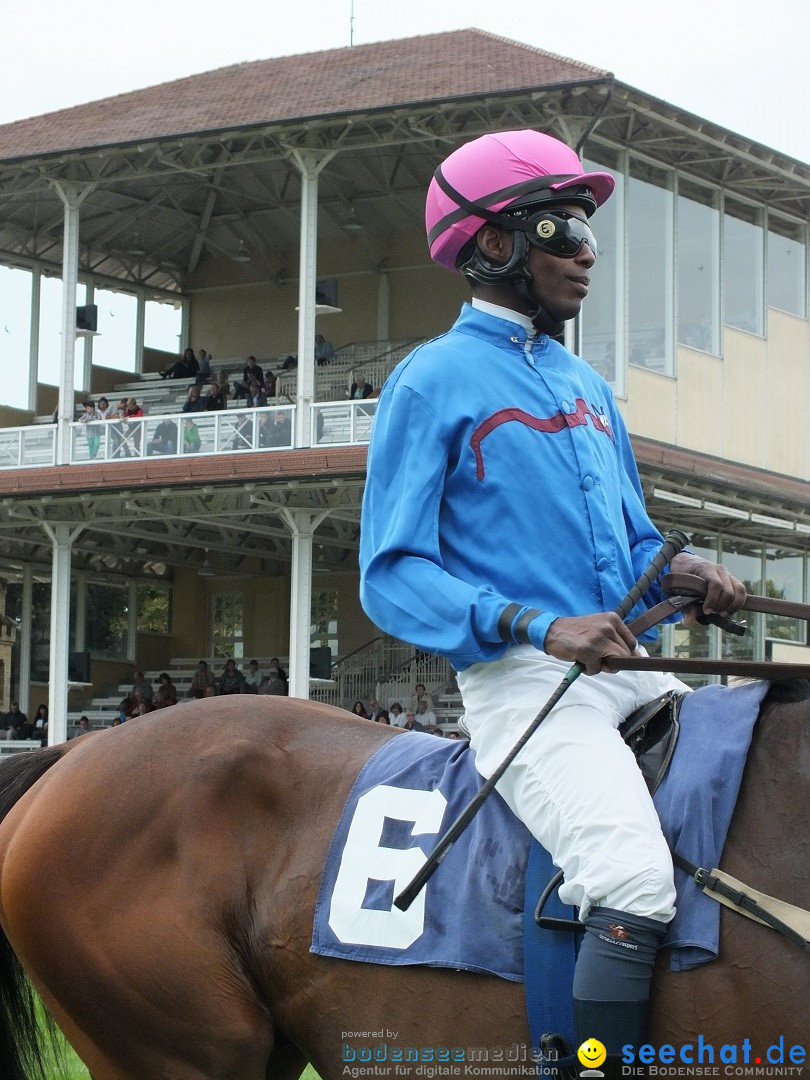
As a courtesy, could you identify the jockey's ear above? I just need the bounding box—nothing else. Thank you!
[476,224,513,266]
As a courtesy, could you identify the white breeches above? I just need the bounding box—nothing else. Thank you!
[457,646,688,923]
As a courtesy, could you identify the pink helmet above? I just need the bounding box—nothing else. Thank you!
[426,129,614,273]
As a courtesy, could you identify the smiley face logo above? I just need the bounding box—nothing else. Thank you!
[536,219,556,239]
[577,1039,607,1069]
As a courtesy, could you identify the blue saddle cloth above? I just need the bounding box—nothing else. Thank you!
[311,682,765,1037]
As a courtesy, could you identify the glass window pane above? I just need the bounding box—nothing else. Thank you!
[724,202,764,335]
[37,275,86,389]
[765,548,805,643]
[767,217,806,317]
[211,593,244,660]
[582,149,623,388]
[718,538,762,662]
[628,160,674,375]
[86,582,128,659]
[92,288,137,371]
[677,181,720,353]
[145,299,183,352]
[137,584,171,634]
[0,266,32,409]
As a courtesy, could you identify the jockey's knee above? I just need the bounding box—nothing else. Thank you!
[597,849,676,923]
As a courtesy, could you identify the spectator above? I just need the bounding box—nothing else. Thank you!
[315,334,335,366]
[147,418,179,456]
[230,413,254,452]
[108,397,130,458]
[78,400,102,459]
[194,349,212,387]
[182,417,202,454]
[188,660,216,699]
[204,381,226,411]
[402,710,426,732]
[120,398,144,457]
[127,689,155,719]
[96,396,114,420]
[410,683,435,713]
[160,347,199,380]
[259,409,291,448]
[153,672,178,710]
[242,659,263,693]
[349,375,373,400]
[215,371,231,403]
[131,670,153,703]
[259,662,287,695]
[416,699,438,728]
[245,380,266,409]
[73,716,93,737]
[217,659,245,696]
[388,701,407,728]
[1,702,29,740]
[269,658,288,694]
[182,385,206,413]
[280,354,297,371]
[351,700,370,719]
[234,356,264,399]
[368,699,390,724]
[32,703,49,745]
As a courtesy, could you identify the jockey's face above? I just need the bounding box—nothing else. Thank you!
[524,202,595,324]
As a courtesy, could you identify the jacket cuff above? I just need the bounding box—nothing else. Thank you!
[497,605,556,648]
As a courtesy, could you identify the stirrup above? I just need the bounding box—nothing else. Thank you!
[538,1032,579,1080]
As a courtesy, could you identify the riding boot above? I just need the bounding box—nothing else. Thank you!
[573,906,668,1079]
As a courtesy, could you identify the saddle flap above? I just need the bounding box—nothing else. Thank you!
[618,689,685,794]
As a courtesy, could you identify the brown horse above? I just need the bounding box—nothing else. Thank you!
[0,682,807,1080]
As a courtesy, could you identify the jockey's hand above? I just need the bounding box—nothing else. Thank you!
[669,551,747,625]
[544,613,640,676]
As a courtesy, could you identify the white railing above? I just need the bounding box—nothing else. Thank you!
[67,404,295,464]
[0,425,56,469]
[311,400,377,446]
[0,398,382,471]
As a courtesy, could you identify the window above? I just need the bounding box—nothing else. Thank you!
[145,298,183,352]
[581,148,624,390]
[86,582,129,658]
[92,288,138,371]
[37,275,87,389]
[767,216,806,318]
[0,266,32,409]
[724,201,764,335]
[677,181,720,353]
[628,160,674,375]
[211,594,244,660]
[137,584,171,635]
[718,539,762,663]
[311,589,339,656]
[764,548,805,644]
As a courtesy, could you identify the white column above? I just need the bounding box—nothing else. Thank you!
[28,270,41,414]
[18,565,33,715]
[289,148,335,448]
[51,181,92,464]
[135,289,146,375]
[42,521,84,745]
[280,507,328,699]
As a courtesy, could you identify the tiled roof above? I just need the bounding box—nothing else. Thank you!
[0,29,609,163]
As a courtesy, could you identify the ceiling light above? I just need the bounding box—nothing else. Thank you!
[750,513,795,530]
[652,488,702,508]
[703,501,750,520]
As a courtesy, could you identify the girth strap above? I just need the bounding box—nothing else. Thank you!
[673,854,810,950]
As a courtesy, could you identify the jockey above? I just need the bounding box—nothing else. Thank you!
[359,130,746,1075]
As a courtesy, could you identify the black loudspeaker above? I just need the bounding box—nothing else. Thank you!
[315,279,338,308]
[309,646,332,680]
[68,650,91,683]
[76,304,98,332]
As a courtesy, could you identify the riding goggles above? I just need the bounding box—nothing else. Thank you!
[510,210,598,259]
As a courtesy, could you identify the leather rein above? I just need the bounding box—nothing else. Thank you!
[608,573,810,679]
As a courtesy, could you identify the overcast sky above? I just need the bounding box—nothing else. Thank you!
[2,0,808,165]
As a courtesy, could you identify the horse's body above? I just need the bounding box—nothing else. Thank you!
[0,686,806,1080]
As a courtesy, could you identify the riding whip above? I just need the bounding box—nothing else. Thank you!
[394,528,691,911]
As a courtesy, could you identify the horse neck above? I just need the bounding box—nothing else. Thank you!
[721,683,809,904]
